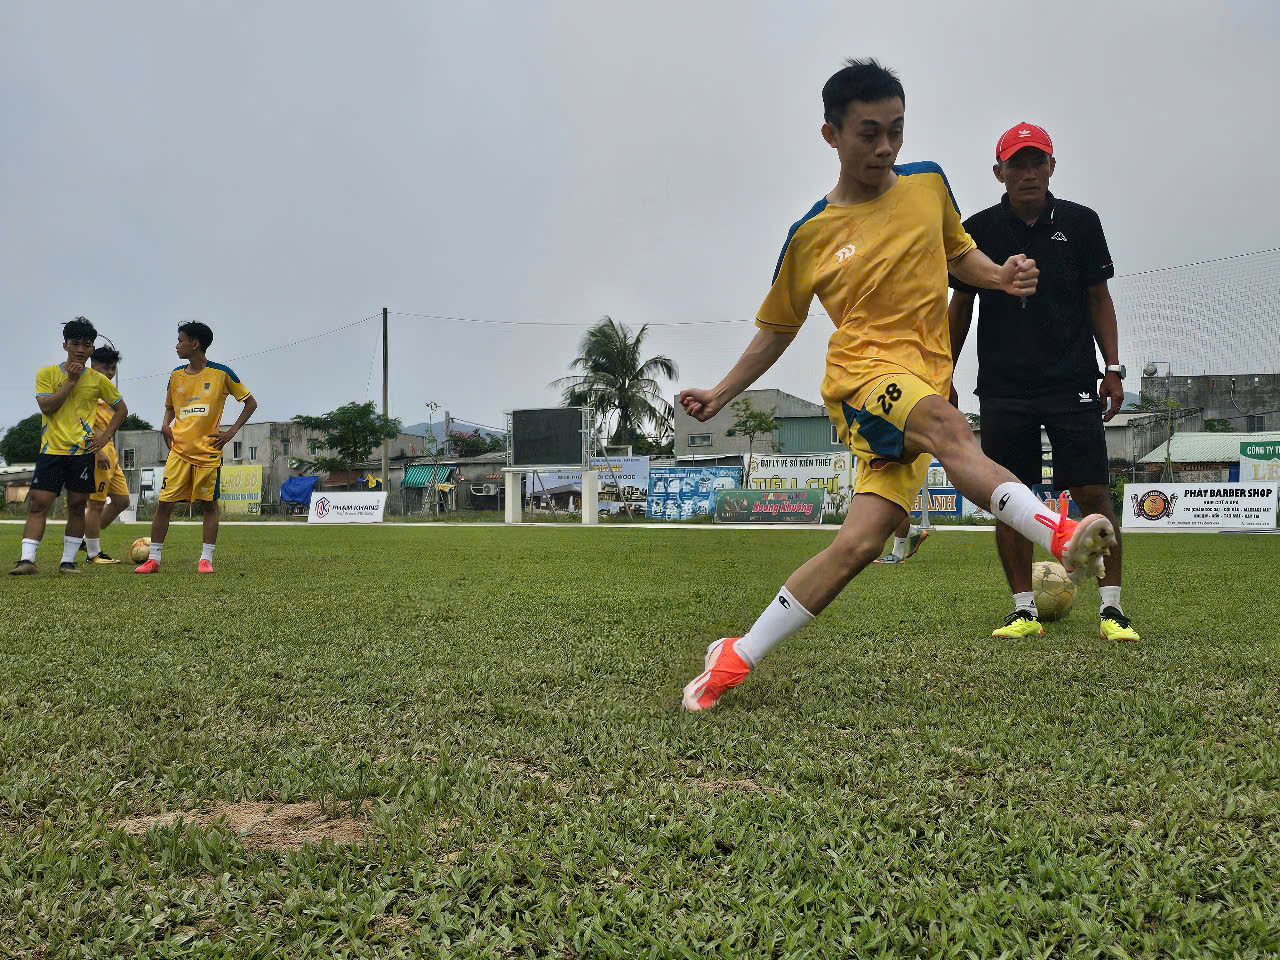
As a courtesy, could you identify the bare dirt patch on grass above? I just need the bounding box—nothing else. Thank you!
[115,800,371,850]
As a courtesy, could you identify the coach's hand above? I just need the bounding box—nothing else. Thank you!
[1100,371,1124,422]
[678,388,723,423]
[999,254,1038,298]
[208,429,236,451]
[161,423,174,450]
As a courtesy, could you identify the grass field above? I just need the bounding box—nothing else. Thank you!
[2,523,1278,958]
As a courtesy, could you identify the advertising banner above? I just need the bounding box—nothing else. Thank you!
[715,488,824,524]
[307,491,387,524]
[525,457,650,502]
[747,453,853,514]
[1123,483,1277,529]
[1240,441,1280,484]
[219,464,263,515]
[647,466,741,520]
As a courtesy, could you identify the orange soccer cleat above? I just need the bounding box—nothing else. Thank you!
[682,637,752,712]
[1038,491,1117,585]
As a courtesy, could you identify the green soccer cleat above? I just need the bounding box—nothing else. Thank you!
[903,527,929,559]
[993,609,1044,639]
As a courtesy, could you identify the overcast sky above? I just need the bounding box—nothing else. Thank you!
[3,1,1278,447]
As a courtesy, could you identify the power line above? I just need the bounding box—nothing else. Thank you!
[389,311,749,328]
[120,315,380,383]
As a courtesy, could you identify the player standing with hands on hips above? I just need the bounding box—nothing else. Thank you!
[947,123,1138,643]
[678,60,1117,711]
[11,318,128,575]
[134,322,256,575]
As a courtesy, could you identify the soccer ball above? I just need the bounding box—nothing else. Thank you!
[1032,560,1077,622]
[129,537,151,564]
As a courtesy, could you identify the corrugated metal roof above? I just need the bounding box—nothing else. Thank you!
[1139,431,1280,464]
[402,464,454,487]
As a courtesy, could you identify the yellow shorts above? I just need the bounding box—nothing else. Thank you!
[90,447,130,502]
[159,451,222,503]
[826,371,938,513]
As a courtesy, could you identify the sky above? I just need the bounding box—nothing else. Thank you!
[3,0,1278,448]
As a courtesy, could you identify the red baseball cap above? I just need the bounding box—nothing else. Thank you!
[995,122,1053,162]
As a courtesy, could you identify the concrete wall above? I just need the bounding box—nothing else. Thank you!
[1140,373,1280,430]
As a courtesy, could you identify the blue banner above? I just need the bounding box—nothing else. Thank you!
[647,466,741,520]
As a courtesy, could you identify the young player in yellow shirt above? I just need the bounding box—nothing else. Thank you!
[80,346,132,564]
[134,322,257,574]
[679,60,1117,711]
[11,318,129,575]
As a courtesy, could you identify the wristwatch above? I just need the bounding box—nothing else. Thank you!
[1105,364,1126,378]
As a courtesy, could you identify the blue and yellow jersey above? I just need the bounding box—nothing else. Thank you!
[756,162,976,406]
[165,362,253,466]
[34,363,122,456]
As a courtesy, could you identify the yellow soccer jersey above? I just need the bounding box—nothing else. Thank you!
[166,362,253,466]
[756,161,976,406]
[34,364,122,456]
[92,399,119,457]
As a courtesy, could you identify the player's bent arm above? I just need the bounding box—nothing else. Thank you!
[947,292,976,362]
[90,399,129,453]
[230,395,257,433]
[949,247,1036,297]
[697,327,795,414]
[160,406,176,449]
[36,377,78,415]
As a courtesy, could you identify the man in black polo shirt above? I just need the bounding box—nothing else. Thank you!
[949,122,1138,643]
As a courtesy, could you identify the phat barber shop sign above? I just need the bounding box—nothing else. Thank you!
[1123,483,1276,530]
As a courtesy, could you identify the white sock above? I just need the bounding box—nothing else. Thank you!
[20,539,38,563]
[61,536,82,565]
[149,541,163,562]
[1099,586,1122,614]
[200,543,215,563]
[85,537,101,558]
[1014,591,1038,616]
[990,482,1059,553]
[734,585,815,668]
[892,536,909,559]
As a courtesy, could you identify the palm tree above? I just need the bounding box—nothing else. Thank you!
[552,317,678,447]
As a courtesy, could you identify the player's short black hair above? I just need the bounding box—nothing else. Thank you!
[91,346,121,365]
[822,58,905,128]
[63,316,97,343]
[178,321,213,351]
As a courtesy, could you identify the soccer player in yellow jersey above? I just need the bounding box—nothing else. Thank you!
[11,318,129,576]
[679,59,1118,711]
[134,321,257,574]
[80,346,132,564]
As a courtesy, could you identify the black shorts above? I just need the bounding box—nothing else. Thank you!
[979,390,1108,489]
[31,452,97,495]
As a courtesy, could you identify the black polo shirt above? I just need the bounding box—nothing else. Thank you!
[950,191,1114,398]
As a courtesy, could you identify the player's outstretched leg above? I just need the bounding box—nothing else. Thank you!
[683,493,902,711]
[904,396,1116,585]
[874,512,929,564]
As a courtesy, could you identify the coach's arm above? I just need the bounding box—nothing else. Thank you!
[1088,282,1123,422]
[678,326,795,422]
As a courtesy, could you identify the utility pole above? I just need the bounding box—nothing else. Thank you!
[381,307,389,491]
